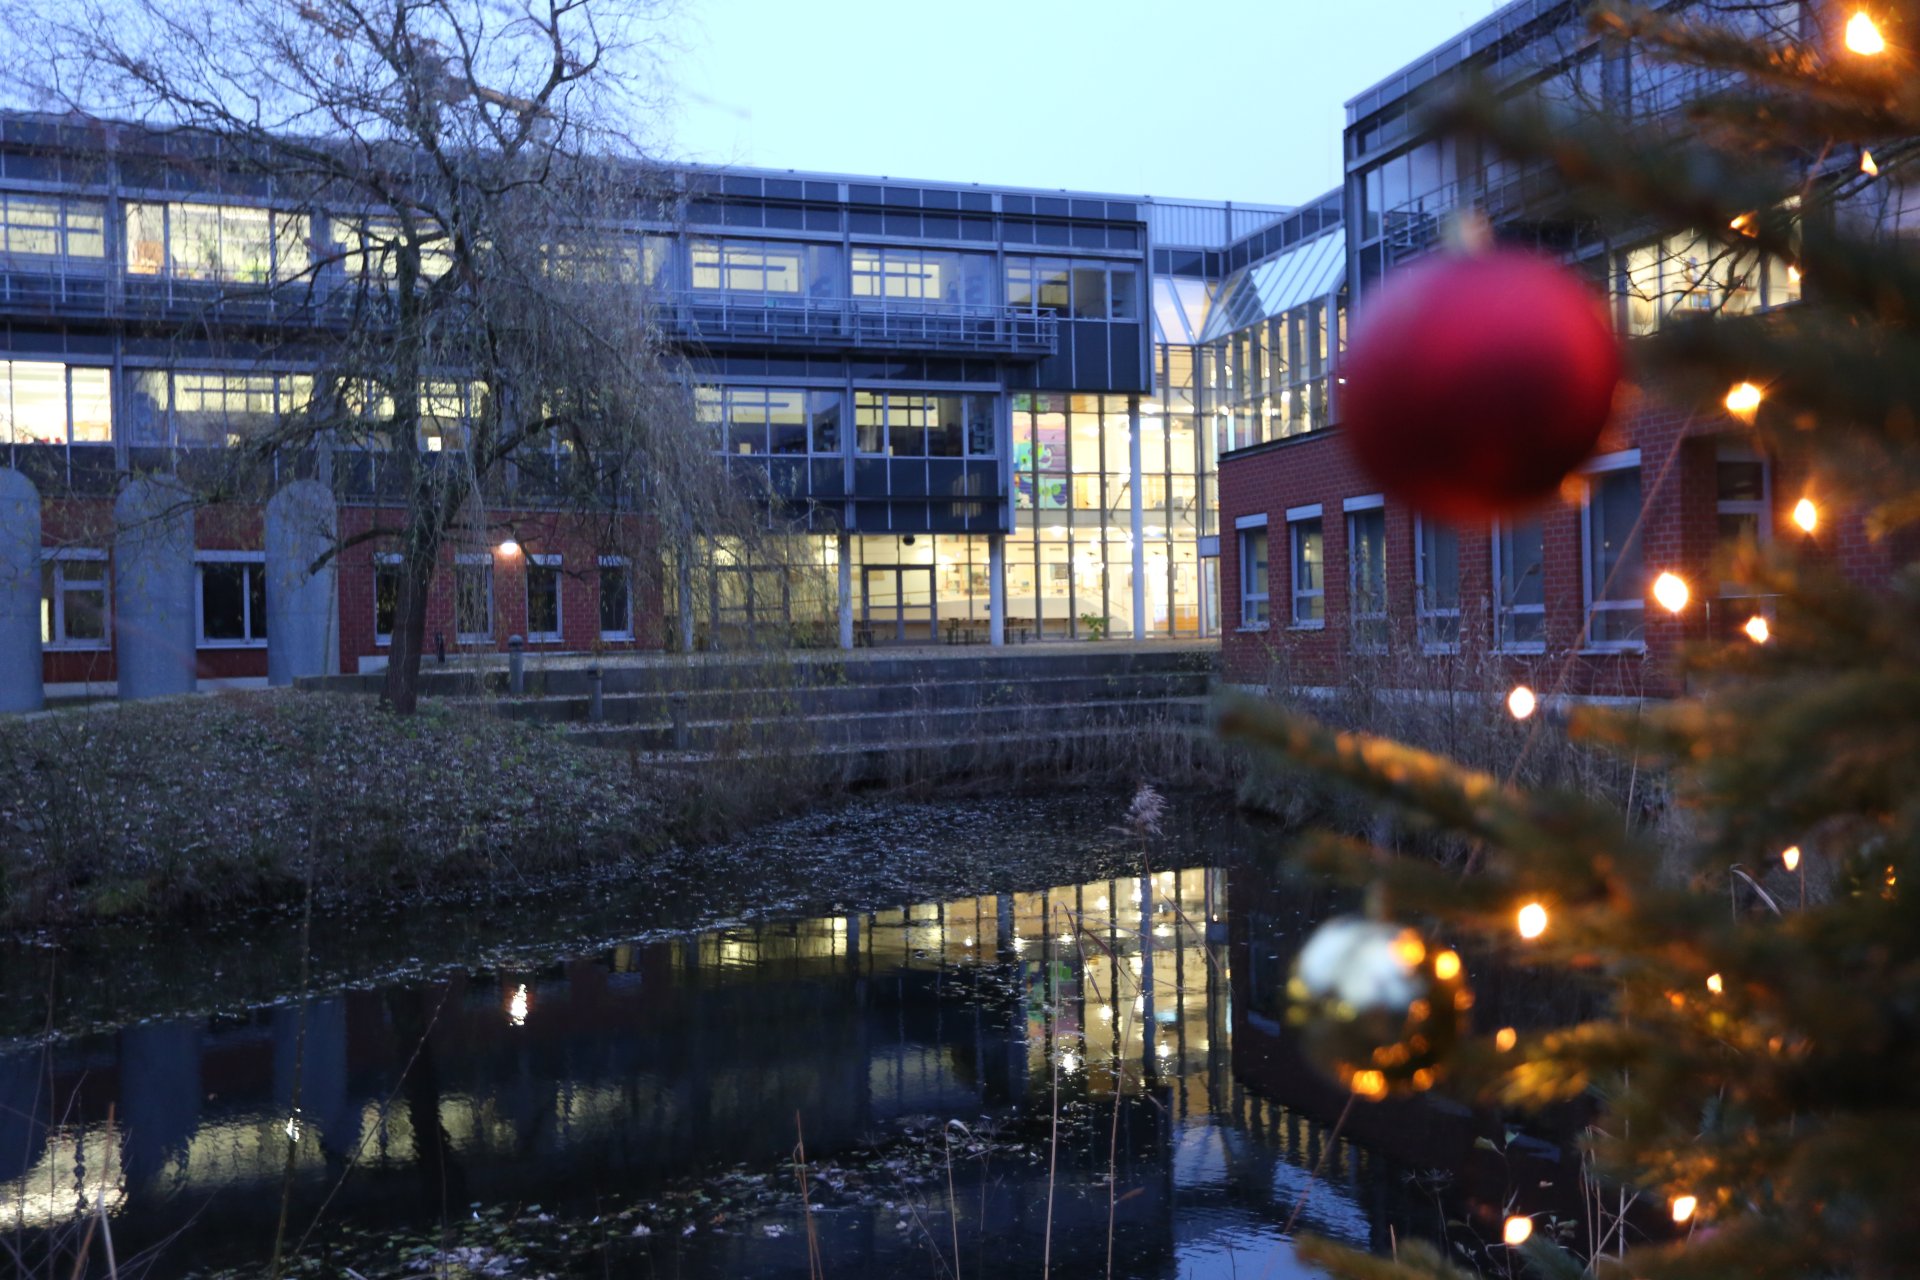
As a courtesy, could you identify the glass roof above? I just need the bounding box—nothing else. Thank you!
[1197,228,1346,344]
[1151,275,1219,345]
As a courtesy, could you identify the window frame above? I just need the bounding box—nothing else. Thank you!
[1287,507,1325,629]
[40,548,110,651]
[598,554,634,642]
[1414,515,1462,653]
[453,553,495,645]
[1492,518,1547,654]
[1581,452,1646,652]
[193,550,268,649]
[1345,498,1388,652]
[1,360,114,448]
[524,552,564,645]
[1235,516,1269,630]
[373,552,403,647]
[1715,442,1772,598]
[126,200,311,283]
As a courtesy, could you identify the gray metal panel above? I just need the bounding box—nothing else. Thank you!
[0,468,42,712]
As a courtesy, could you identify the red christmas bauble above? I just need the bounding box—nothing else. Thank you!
[1338,249,1621,521]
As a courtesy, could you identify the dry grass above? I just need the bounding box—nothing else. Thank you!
[0,691,693,925]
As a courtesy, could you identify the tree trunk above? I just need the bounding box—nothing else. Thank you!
[381,531,438,714]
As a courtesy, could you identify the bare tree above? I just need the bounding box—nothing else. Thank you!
[5,0,757,711]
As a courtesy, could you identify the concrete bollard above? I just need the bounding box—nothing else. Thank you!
[588,666,604,723]
[507,635,525,695]
[670,691,689,751]
[264,480,338,686]
[113,476,197,701]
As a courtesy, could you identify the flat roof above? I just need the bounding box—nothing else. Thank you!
[1344,0,1575,124]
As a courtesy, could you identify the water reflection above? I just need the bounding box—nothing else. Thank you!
[2,826,1567,1278]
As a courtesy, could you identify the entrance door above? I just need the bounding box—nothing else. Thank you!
[862,566,936,644]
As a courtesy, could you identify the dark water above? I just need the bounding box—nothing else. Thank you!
[0,794,1581,1277]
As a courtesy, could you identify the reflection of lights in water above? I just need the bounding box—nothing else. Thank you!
[509,983,530,1027]
[1155,1041,1173,1058]
[1059,1052,1079,1073]
[1011,936,1027,953]
[1059,930,1075,943]
[1153,923,1173,938]
[284,1114,302,1142]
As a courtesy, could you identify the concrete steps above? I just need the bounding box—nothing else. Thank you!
[568,694,1214,753]
[300,642,1220,778]
[499,670,1212,727]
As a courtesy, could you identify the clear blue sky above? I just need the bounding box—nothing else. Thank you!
[663,1,1506,208]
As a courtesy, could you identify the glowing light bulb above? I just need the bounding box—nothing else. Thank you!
[1495,1027,1518,1052]
[497,538,522,558]
[1393,934,1427,968]
[1517,902,1549,940]
[1863,148,1881,177]
[508,983,529,1027]
[1503,1215,1533,1246]
[1846,10,1886,54]
[1671,1194,1699,1223]
[1653,572,1690,614]
[1744,615,1771,644]
[1706,973,1724,995]
[1507,685,1537,721]
[1792,498,1818,534]
[963,936,974,947]
[1724,381,1763,421]
[1155,1041,1173,1059]
[1783,845,1801,872]
[1729,212,1755,236]
[1787,264,1802,284]
[1349,1069,1387,1099]
[1433,950,1462,982]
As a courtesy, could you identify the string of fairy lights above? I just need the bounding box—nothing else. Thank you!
[1488,8,1891,1250]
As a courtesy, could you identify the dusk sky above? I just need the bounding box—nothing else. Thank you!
[664,1,1507,209]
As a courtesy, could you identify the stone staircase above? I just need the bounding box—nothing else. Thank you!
[303,643,1218,774]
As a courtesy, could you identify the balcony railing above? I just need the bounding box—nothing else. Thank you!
[0,263,1063,360]
[660,293,1059,357]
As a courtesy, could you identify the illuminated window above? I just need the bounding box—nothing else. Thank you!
[127,201,310,282]
[40,550,109,650]
[689,238,808,294]
[1416,517,1461,650]
[1619,229,1800,335]
[326,216,450,283]
[852,392,988,457]
[0,361,112,446]
[0,193,105,261]
[1715,444,1772,635]
[127,369,308,447]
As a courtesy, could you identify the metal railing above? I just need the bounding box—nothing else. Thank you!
[0,263,1064,358]
[656,293,1059,356]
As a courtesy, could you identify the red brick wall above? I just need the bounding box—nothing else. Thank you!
[333,507,662,672]
[1217,384,1901,699]
[38,500,663,686]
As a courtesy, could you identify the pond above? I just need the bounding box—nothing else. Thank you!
[0,791,1583,1278]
